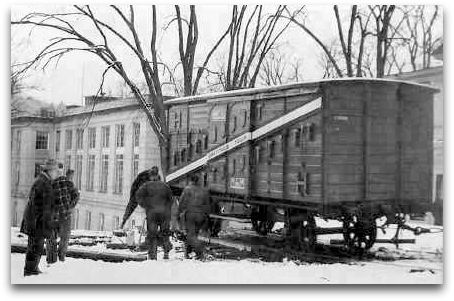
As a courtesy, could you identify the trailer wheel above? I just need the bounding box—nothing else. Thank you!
[301,216,317,250]
[251,205,274,235]
[252,219,275,235]
[343,216,377,252]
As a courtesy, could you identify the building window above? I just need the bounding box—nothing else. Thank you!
[86,155,95,191]
[113,216,120,230]
[55,130,61,152]
[232,116,237,132]
[203,173,208,187]
[303,123,316,141]
[268,140,276,159]
[85,211,92,230]
[195,140,202,154]
[35,131,49,150]
[75,154,83,189]
[101,126,110,148]
[88,127,96,149]
[99,213,105,231]
[188,143,193,160]
[173,151,178,166]
[204,135,209,150]
[133,123,140,148]
[34,163,41,178]
[100,154,109,192]
[76,129,84,150]
[114,154,124,193]
[71,209,79,230]
[132,154,139,179]
[15,130,21,153]
[14,161,20,189]
[212,168,218,183]
[115,124,125,148]
[174,112,179,129]
[65,129,73,150]
[64,155,71,173]
[294,128,301,147]
[180,149,186,163]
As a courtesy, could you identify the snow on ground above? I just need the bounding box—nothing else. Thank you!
[10,219,443,284]
[10,253,442,284]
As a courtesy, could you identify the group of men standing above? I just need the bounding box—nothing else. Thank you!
[121,167,213,260]
[20,160,214,277]
[20,159,80,276]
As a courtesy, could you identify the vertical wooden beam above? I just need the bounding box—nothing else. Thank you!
[363,85,370,202]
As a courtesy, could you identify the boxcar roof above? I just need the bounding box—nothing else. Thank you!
[164,78,438,106]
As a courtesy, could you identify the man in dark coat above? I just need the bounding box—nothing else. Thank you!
[121,167,156,228]
[46,167,80,264]
[178,174,211,260]
[20,159,60,276]
[122,167,173,260]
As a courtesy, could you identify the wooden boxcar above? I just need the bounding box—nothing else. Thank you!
[164,79,437,249]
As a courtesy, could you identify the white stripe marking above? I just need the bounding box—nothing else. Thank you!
[166,97,322,182]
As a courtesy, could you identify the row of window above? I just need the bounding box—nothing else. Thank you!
[42,153,140,194]
[54,123,140,152]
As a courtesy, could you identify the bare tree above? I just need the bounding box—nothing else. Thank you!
[286,5,399,78]
[392,5,441,71]
[259,49,303,85]
[12,5,173,174]
[368,5,396,77]
[167,5,231,96]
[317,41,345,79]
[217,5,295,90]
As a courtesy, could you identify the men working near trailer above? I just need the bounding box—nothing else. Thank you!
[121,167,174,260]
[121,167,157,228]
[178,174,211,260]
[46,167,80,264]
[20,159,60,276]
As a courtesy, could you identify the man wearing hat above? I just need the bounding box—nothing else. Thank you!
[20,159,60,276]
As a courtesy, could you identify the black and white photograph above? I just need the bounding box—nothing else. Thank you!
[8,2,444,285]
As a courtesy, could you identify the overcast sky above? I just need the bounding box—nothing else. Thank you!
[10,4,443,106]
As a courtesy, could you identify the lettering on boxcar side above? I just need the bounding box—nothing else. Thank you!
[230,177,245,189]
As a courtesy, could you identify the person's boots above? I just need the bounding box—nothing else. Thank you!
[58,251,66,262]
[195,251,205,261]
[24,253,42,276]
[163,239,172,260]
[148,240,157,260]
[184,244,192,259]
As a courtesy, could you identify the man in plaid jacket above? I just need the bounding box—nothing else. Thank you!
[46,167,80,263]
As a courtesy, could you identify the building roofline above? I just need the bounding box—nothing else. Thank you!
[389,65,443,79]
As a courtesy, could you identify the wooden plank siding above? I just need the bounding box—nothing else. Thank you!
[164,79,435,212]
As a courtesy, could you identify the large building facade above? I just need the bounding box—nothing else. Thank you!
[11,96,161,231]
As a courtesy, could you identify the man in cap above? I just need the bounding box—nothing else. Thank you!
[122,166,174,260]
[20,159,60,276]
[46,166,80,264]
